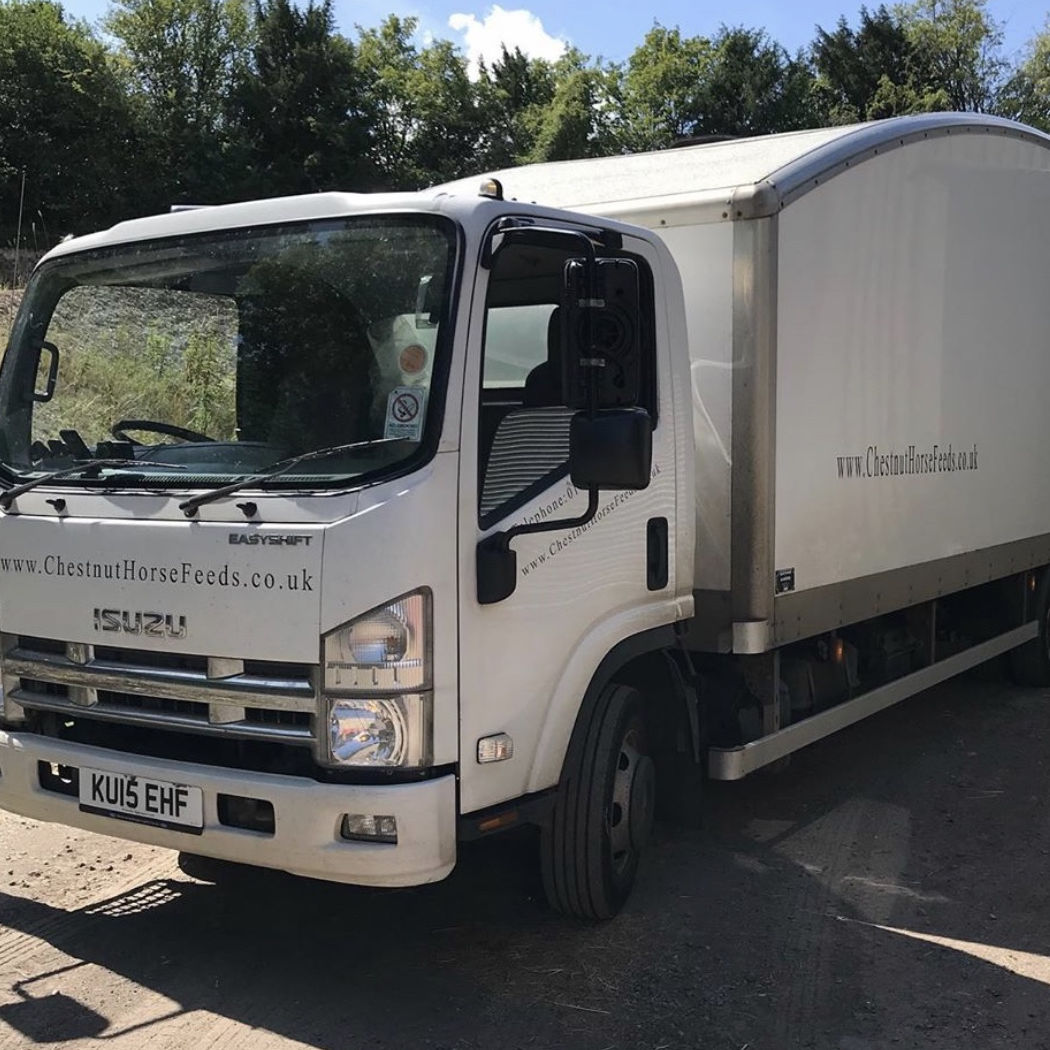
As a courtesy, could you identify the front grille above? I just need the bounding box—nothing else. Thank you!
[29,712,324,778]
[102,691,209,719]
[3,636,317,748]
[93,645,208,673]
[17,635,65,655]
[243,707,311,729]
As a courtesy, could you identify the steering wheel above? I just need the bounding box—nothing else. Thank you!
[111,419,216,444]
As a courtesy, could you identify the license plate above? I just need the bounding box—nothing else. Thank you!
[79,767,204,833]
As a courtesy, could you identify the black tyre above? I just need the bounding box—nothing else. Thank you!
[540,684,656,920]
[1011,571,1050,686]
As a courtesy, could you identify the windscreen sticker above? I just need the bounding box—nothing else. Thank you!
[384,386,427,441]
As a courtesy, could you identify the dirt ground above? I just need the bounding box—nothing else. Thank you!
[0,669,1048,1050]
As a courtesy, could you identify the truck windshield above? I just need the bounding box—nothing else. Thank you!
[0,215,456,489]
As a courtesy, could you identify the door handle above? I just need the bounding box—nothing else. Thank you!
[647,517,668,590]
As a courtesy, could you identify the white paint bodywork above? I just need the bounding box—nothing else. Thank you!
[775,132,1050,592]
[0,513,326,661]
[437,123,868,221]
[456,233,694,812]
[452,114,1050,610]
[650,222,734,592]
[3,114,1050,887]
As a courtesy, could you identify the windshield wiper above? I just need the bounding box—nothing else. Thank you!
[179,439,405,518]
[0,458,187,510]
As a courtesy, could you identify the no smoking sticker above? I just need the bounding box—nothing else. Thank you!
[384,386,427,440]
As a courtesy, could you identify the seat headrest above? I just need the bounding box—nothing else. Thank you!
[523,307,563,407]
[547,306,562,363]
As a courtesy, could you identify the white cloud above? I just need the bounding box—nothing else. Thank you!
[449,6,567,79]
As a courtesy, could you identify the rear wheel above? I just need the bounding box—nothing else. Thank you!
[1011,571,1050,686]
[540,684,655,919]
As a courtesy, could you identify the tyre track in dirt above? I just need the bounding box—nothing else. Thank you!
[0,675,1049,1049]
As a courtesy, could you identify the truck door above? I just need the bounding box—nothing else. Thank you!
[456,223,682,818]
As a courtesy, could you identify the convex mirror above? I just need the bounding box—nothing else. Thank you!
[561,257,642,410]
[569,407,652,491]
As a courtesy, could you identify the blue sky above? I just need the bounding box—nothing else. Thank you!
[59,0,1049,64]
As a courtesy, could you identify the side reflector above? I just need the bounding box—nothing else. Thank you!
[477,733,513,764]
[478,811,518,833]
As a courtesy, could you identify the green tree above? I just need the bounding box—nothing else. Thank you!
[812,6,914,122]
[0,0,141,244]
[811,1,1006,122]
[996,20,1050,129]
[105,0,252,201]
[355,16,483,187]
[897,0,1006,112]
[228,0,373,197]
[621,24,816,150]
[692,27,815,137]
[523,49,620,162]
[619,26,710,149]
[475,45,556,168]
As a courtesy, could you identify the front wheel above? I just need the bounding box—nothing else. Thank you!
[540,684,656,919]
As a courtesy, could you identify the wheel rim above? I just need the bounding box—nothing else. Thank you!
[608,720,655,878]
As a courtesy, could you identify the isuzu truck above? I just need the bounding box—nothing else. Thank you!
[1,112,1049,918]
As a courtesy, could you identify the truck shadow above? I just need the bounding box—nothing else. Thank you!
[0,675,1048,1049]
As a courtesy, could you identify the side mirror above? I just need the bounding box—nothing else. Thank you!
[32,341,59,403]
[570,408,652,491]
[562,257,642,410]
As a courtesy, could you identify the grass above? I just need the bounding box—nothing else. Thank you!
[2,284,238,448]
[1,286,20,345]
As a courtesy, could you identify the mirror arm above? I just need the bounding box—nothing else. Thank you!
[476,487,599,605]
[504,486,598,545]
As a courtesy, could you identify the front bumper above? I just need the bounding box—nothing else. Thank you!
[0,730,456,887]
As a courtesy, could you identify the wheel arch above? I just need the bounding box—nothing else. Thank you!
[530,623,702,800]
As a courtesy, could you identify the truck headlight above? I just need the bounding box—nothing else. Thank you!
[321,591,432,768]
[324,590,430,692]
[328,695,431,767]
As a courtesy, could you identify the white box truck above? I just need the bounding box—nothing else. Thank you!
[1,112,1049,918]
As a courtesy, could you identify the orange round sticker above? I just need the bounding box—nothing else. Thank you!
[399,344,428,375]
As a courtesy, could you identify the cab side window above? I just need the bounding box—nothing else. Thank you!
[478,243,576,526]
[477,237,657,527]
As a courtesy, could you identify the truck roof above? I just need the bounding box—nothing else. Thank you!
[433,112,1050,223]
[40,190,463,263]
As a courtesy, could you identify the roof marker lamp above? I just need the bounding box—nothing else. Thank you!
[322,590,433,768]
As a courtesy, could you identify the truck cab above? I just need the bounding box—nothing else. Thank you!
[0,187,692,916]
